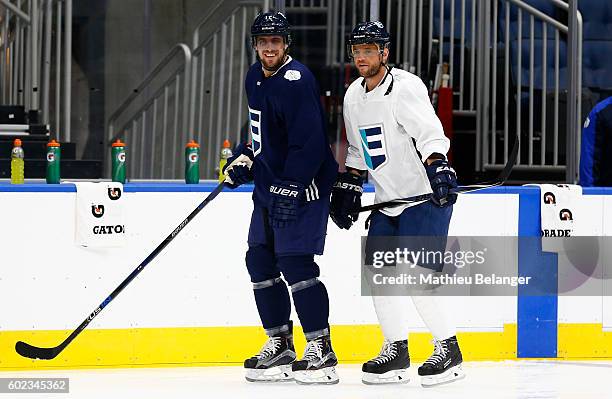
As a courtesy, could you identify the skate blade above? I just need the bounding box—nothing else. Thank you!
[420,364,465,387]
[245,364,294,382]
[294,367,339,385]
[362,369,410,385]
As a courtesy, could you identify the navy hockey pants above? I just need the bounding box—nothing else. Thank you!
[367,200,453,272]
[245,198,331,339]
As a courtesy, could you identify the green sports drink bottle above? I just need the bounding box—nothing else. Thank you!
[111,139,126,183]
[46,139,61,184]
[185,140,200,184]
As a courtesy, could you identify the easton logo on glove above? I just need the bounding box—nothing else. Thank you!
[270,185,300,198]
[333,181,364,193]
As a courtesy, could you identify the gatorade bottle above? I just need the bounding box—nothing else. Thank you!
[185,140,200,184]
[10,138,25,184]
[219,139,233,182]
[111,139,126,183]
[46,139,61,184]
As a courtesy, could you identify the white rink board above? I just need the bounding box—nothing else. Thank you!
[0,190,517,332]
[557,195,612,328]
[603,196,612,330]
[1,189,609,332]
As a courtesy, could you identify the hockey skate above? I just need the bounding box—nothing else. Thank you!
[418,336,465,387]
[244,328,297,382]
[292,335,339,385]
[362,340,410,385]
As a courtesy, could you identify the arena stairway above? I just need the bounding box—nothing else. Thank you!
[0,106,102,179]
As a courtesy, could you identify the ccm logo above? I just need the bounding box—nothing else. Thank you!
[270,186,299,197]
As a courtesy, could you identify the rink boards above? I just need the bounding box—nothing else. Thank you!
[0,183,611,369]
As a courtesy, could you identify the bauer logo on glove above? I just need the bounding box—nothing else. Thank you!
[270,185,300,198]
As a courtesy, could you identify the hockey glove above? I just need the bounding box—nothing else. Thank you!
[222,143,254,188]
[330,172,364,230]
[425,159,458,207]
[268,180,305,228]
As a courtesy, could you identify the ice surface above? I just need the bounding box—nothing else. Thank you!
[2,360,611,399]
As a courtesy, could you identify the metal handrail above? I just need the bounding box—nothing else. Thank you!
[104,2,259,179]
[107,43,192,145]
[106,43,192,178]
[506,0,568,32]
[191,1,261,49]
[0,0,30,23]
[549,0,583,183]
[190,1,261,178]
[480,0,583,180]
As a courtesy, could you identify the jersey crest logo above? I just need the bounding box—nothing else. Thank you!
[284,70,301,81]
[249,107,262,156]
[359,124,388,170]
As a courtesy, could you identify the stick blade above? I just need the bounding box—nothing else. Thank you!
[15,341,60,360]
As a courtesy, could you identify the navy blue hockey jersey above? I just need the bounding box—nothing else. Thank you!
[245,56,338,207]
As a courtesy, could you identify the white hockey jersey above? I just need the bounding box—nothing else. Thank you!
[343,67,450,216]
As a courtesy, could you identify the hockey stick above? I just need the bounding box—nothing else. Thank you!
[359,183,500,213]
[15,182,226,360]
[359,132,519,213]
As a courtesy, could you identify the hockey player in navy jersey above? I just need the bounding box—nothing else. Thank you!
[222,11,339,384]
[330,22,465,387]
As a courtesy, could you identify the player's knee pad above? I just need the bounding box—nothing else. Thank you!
[245,246,281,284]
[276,255,320,287]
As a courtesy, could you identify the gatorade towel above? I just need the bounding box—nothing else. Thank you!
[525,183,586,252]
[74,182,126,247]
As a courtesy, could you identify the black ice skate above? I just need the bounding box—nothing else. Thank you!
[362,340,410,385]
[418,336,465,387]
[244,325,297,382]
[292,335,339,384]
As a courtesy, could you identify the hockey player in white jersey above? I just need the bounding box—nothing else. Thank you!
[330,21,465,387]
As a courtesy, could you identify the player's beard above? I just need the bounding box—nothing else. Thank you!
[259,49,287,72]
[359,61,383,78]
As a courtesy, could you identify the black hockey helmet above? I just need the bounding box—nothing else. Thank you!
[251,11,292,46]
[347,21,391,58]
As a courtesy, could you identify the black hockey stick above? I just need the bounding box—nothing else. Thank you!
[15,182,226,360]
[359,132,519,213]
[359,183,498,213]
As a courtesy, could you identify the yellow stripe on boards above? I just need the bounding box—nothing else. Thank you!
[558,323,612,359]
[0,323,562,371]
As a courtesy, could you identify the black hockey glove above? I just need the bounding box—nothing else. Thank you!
[330,172,364,230]
[268,180,305,228]
[425,159,458,207]
[222,143,254,188]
